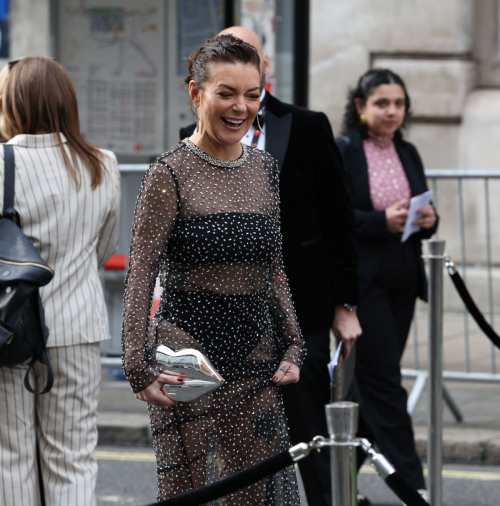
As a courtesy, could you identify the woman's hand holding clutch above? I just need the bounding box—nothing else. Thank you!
[272,361,300,385]
[134,371,186,407]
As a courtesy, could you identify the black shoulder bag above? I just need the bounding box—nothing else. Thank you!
[0,144,54,393]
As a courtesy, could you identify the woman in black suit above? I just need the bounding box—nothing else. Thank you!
[336,69,438,502]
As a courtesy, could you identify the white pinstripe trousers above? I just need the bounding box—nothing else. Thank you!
[0,343,101,506]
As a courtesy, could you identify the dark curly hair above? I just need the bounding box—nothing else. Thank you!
[341,68,411,138]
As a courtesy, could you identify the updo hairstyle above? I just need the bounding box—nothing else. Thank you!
[341,68,412,138]
[184,33,260,88]
[183,34,260,117]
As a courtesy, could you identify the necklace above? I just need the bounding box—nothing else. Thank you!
[182,138,249,168]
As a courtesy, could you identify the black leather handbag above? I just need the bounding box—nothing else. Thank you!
[0,144,54,393]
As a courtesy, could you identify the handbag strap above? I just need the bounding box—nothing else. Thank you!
[23,294,54,395]
[3,144,15,217]
[23,350,54,394]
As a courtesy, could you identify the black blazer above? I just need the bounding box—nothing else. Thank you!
[336,129,439,301]
[180,92,359,335]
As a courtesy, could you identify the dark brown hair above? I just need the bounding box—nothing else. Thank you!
[183,33,261,89]
[341,68,412,139]
[3,56,107,189]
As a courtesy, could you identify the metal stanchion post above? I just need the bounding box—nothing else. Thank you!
[427,239,446,506]
[325,402,359,506]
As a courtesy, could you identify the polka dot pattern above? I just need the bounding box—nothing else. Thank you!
[364,134,411,210]
[122,139,304,503]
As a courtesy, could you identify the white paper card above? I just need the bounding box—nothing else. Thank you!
[328,342,343,383]
[401,190,434,243]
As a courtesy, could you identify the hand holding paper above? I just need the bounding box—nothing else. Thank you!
[401,190,434,243]
[328,342,343,384]
[412,203,437,230]
[386,198,409,234]
[327,341,356,402]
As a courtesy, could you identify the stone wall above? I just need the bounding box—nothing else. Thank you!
[310,0,499,320]
[8,0,51,60]
[309,0,474,145]
[310,0,500,272]
[4,0,499,311]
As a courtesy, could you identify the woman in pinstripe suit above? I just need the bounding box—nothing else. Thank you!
[0,57,121,506]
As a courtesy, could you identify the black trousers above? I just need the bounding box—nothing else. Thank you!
[282,330,332,506]
[353,237,426,491]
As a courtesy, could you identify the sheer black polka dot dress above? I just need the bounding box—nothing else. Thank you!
[122,139,305,504]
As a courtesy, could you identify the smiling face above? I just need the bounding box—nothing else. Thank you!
[189,62,261,148]
[356,83,407,139]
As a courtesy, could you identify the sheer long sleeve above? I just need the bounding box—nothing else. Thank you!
[122,161,179,393]
[121,142,304,505]
[268,159,306,368]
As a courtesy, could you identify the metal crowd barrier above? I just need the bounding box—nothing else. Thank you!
[101,168,500,389]
[403,170,500,417]
[102,166,491,505]
[100,164,148,365]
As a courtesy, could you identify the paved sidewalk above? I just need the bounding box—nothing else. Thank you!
[407,380,500,464]
[401,308,500,464]
[98,306,500,462]
[97,366,500,464]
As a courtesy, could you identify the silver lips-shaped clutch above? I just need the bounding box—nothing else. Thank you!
[155,345,225,402]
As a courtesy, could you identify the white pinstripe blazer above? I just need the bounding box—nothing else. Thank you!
[0,133,120,347]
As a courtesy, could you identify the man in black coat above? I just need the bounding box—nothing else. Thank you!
[180,27,361,506]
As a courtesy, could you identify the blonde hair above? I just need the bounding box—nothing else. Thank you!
[3,56,107,189]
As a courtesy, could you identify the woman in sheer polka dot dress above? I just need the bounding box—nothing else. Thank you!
[122,34,304,504]
[336,69,438,503]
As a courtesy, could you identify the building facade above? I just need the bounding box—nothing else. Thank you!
[4,0,499,314]
[310,0,500,312]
